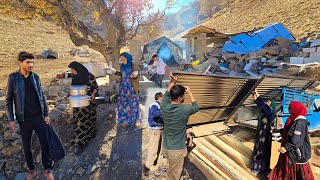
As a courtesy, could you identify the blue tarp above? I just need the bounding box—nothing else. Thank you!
[223,23,295,54]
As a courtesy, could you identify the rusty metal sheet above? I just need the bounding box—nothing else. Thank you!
[173,72,318,126]
[226,75,317,124]
[174,72,258,125]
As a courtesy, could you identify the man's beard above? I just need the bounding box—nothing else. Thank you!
[23,67,32,72]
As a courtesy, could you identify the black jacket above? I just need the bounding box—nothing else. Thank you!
[5,71,49,122]
[46,124,65,162]
[285,117,311,164]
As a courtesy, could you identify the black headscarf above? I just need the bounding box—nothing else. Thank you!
[68,61,91,85]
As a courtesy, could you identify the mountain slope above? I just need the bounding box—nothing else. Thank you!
[0,14,104,88]
[202,0,320,38]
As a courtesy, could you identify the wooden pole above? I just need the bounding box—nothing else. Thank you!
[188,150,230,180]
[206,135,251,168]
[311,165,320,177]
[195,138,257,180]
[218,134,253,159]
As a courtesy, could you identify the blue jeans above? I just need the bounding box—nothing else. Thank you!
[150,74,164,87]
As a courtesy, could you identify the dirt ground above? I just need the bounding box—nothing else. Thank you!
[47,103,206,180]
[1,4,320,179]
[0,14,105,89]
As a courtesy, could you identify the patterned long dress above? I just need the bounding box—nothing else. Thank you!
[116,66,141,126]
[72,74,98,148]
[251,97,275,173]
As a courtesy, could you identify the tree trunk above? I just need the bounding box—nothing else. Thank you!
[101,48,120,70]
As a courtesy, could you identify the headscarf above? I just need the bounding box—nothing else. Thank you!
[281,101,307,146]
[68,61,91,85]
[120,52,133,72]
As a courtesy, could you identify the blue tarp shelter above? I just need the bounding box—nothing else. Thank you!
[223,23,295,54]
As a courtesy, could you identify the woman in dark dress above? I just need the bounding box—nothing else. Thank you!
[251,89,276,176]
[68,61,99,154]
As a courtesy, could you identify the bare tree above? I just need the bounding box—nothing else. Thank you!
[7,0,181,63]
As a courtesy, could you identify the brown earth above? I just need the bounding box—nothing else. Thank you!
[202,0,320,38]
[0,14,105,89]
[276,63,320,81]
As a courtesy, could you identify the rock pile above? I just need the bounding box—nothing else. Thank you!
[290,36,320,64]
[191,35,320,77]
[0,114,33,179]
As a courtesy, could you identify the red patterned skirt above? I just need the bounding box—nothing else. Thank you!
[268,154,314,180]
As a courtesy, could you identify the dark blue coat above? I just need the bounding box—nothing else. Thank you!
[46,124,65,162]
[148,101,163,128]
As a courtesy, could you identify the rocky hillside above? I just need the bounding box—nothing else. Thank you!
[202,0,320,38]
[0,14,104,88]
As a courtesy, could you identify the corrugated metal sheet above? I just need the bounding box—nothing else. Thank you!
[182,25,235,39]
[173,72,318,126]
[227,75,317,124]
[174,72,257,125]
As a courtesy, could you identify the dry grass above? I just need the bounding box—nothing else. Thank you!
[0,14,105,88]
[202,0,320,38]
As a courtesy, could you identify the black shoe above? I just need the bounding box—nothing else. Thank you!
[153,159,158,166]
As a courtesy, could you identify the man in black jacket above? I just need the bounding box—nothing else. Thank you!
[5,52,54,180]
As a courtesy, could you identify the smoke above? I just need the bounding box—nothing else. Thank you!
[161,0,200,38]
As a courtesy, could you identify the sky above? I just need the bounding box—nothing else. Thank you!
[152,0,194,14]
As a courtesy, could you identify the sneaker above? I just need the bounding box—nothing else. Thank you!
[26,170,35,180]
[44,169,54,180]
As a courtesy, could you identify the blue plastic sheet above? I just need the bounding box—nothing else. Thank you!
[223,23,295,54]
[241,35,265,52]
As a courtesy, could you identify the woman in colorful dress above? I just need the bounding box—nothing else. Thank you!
[68,61,99,154]
[251,89,276,176]
[268,101,314,180]
[114,52,141,126]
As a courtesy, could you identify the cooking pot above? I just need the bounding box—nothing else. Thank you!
[69,95,90,107]
[94,96,105,105]
[105,68,116,75]
[69,85,89,96]
[132,70,139,77]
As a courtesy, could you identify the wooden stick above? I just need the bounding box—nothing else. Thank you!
[311,143,320,148]
[195,138,257,180]
[189,150,230,180]
[218,134,253,159]
[311,165,320,177]
[206,135,251,168]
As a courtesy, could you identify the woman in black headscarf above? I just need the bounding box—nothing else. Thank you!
[68,61,99,154]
